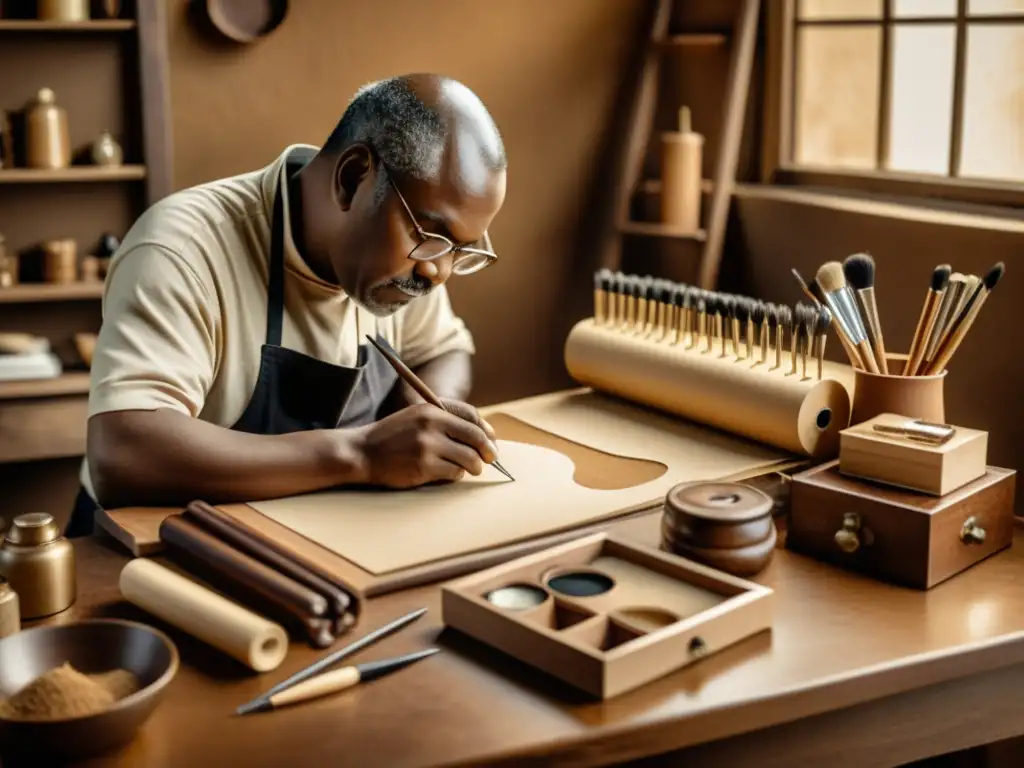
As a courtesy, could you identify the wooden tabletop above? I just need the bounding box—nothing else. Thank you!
[38,515,1024,768]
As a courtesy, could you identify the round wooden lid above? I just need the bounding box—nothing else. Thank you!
[665,481,773,524]
[663,481,774,550]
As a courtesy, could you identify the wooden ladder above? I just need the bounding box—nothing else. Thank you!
[604,0,761,290]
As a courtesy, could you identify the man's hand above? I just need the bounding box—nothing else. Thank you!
[352,401,499,489]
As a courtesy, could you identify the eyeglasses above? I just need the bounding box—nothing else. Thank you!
[388,174,498,276]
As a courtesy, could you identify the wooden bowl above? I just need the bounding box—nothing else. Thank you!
[202,0,289,43]
[0,619,178,762]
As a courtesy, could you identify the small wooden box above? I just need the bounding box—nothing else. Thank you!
[441,532,773,699]
[839,414,987,496]
[788,461,1015,589]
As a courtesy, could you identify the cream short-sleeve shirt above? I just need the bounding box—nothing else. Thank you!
[80,144,476,497]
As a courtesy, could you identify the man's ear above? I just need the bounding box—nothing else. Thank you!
[333,144,373,211]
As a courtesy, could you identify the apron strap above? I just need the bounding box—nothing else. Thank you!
[266,186,286,348]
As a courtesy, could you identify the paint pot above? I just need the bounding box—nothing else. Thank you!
[545,570,615,598]
[485,583,548,611]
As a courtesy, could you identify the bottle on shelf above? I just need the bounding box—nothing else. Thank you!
[37,0,90,22]
[24,88,71,170]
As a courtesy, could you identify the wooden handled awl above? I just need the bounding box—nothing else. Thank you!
[365,334,514,481]
[238,648,440,714]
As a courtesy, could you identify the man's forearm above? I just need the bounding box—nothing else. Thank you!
[87,409,366,509]
[397,349,473,405]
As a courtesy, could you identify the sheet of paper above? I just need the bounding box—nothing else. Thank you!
[250,419,790,575]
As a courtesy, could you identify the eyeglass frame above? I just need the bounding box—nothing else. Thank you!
[385,170,498,276]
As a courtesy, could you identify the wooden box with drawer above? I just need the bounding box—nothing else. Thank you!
[787,461,1016,589]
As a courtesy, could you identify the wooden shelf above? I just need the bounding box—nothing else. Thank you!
[0,20,135,32]
[640,178,715,195]
[619,221,707,241]
[0,372,90,401]
[0,283,104,304]
[0,166,145,183]
[664,33,729,47]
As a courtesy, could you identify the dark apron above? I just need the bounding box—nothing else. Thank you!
[67,161,399,537]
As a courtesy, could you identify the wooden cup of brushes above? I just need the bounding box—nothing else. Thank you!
[792,257,1005,426]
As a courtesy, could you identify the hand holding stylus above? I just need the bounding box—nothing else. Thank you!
[365,335,515,482]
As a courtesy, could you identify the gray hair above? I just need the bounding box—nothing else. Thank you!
[323,76,505,205]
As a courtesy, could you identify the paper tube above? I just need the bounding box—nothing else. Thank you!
[660,106,704,233]
[564,319,855,459]
[119,558,289,673]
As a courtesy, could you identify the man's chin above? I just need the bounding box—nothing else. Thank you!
[353,295,406,317]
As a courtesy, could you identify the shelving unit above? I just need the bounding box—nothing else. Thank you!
[0,165,146,183]
[0,1,171,526]
[602,0,761,287]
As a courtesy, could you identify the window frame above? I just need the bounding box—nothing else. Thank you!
[760,0,1024,210]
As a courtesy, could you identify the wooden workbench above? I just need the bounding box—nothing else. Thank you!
[29,514,1024,767]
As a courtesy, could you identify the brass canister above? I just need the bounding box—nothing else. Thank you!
[0,513,76,620]
[24,88,71,170]
[0,578,20,638]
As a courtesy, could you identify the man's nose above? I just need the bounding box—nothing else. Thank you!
[414,254,453,286]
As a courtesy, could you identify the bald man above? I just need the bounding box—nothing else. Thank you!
[70,74,507,535]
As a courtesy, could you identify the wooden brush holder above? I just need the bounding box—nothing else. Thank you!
[788,461,1015,589]
[564,318,855,459]
[851,353,946,425]
[442,533,773,699]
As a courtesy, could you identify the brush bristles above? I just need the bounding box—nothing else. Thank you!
[842,253,875,291]
[779,305,792,331]
[985,262,1005,290]
[816,262,847,294]
[808,278,826,304]
[816,305,832,335]
[767,305,779,329]
[751,301,765,326]
[931,265,951,292]
[735,299,750,322]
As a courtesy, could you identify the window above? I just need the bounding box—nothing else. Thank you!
[763,0,1024,206]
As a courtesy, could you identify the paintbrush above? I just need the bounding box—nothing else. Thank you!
[843,253,888,374]
[790,303,806,375]
[801,304,817,379]
[777,305,792,371]
[365,335,514,481]
[791,268,821,307]
[239,648,440,715]
[236,606,428,715]
[816,262,875,373]
[815,306,832,380]
[904,265,951,376]
[593,269,610,325]
[923,272,966,366]
[924,262,1004,375]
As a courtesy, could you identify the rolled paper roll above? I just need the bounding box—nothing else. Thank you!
[119,558,288,673]
[564,319,855,459]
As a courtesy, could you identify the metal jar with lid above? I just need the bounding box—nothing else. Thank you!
[0,577,19,638]
[0,513,76,619]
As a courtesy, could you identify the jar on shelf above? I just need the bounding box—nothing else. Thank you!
[24,88,71,170]
[37,0,90,22]
[90,130,123,167]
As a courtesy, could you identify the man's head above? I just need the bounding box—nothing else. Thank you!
[304,74,507,316]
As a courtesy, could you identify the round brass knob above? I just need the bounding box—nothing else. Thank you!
[834,513,862,553]
[960,516,986,545]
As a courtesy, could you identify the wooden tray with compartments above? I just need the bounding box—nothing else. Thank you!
[440,532,774,699]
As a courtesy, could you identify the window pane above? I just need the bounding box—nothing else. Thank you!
[969,0,1024,15]
[798,0,882,20]
[887,25,956,174]
[959,24,1024,181]
[794,26,882,169]
[894,0,956,17]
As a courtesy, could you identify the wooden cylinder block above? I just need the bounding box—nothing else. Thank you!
[564,319,855,459]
